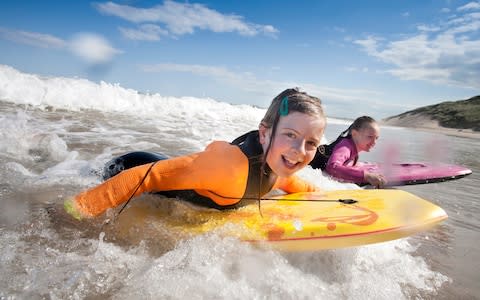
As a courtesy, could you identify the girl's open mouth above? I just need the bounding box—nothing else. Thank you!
[282,155,301,169]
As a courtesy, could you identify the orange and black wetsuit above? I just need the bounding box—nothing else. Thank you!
[72,131,319,218]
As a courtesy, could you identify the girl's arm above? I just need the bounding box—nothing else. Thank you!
[325,144,365,182]
[70,141,249,218]
[273,176,320,194]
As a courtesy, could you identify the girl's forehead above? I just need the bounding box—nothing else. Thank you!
[279,111,324,124]
[361,123,380,134]
[361,122,378,130]
[293,110,324,119]
[277,112,325,135]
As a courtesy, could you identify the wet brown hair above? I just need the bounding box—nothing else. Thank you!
[261,87,325,129]
[341,115,376,137]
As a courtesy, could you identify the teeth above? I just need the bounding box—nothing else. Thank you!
[285,157,300,165]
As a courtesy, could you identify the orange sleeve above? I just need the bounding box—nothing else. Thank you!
[273,175,320,194]
[74,141,249,217]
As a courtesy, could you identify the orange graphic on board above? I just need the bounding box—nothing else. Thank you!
[311,205,378,231]
[264,223,286,240]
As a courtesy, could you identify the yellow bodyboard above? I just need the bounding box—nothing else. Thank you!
[120,189,448,252]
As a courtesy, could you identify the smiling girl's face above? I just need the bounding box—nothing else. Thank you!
[352,123,380,152]
[259,111,325,177]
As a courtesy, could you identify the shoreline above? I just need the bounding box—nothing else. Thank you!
[411,126,480,140]
[380,116,480,140]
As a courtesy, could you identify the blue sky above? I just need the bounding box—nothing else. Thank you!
[1,0,479,119]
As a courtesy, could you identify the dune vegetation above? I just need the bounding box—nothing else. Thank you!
[383,95,480,131]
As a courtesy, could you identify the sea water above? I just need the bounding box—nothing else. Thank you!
[0,65,479,299]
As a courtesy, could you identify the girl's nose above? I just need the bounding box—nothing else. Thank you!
[293,139,306,156]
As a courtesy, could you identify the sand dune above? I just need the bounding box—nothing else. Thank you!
[381,113,480,140]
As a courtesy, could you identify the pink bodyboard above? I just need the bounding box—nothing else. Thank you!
[353,162,472,186]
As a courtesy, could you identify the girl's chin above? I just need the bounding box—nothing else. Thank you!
[277,164,302,177]
[276,171,296,177]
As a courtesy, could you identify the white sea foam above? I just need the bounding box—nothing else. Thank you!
[0,64,455,299]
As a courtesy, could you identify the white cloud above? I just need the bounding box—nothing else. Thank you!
[387,67,451,83]
[95,0,278,39]
[0,27,122,65]
[141,63,254,84]
[70,33,122,64]
[353,3,480,89]
[138,62,400,113]
[345,66,369,73]
[354,36,382,55]
[417,24,441,32]
[0,27,67,48]
[119,24,169,41]
[457,1,480,11]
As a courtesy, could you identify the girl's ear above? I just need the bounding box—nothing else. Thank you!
[351,128,361,143]
[258,123,270,145]
[351,128,359,138]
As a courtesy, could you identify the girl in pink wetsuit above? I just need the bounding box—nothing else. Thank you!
[310,116,386,187]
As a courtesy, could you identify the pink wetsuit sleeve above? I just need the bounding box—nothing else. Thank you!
[325,139,365,182]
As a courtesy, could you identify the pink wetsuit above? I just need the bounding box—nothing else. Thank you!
[325,138,364,182]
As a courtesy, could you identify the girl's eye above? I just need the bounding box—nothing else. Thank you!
[285,132,296,139]
[306,141,318,149]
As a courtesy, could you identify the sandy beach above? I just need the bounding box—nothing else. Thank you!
[381,113,480,140]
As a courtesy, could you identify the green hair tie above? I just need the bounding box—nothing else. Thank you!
[279,96,289,116]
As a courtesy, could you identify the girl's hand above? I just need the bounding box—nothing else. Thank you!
[364,172,387,188]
